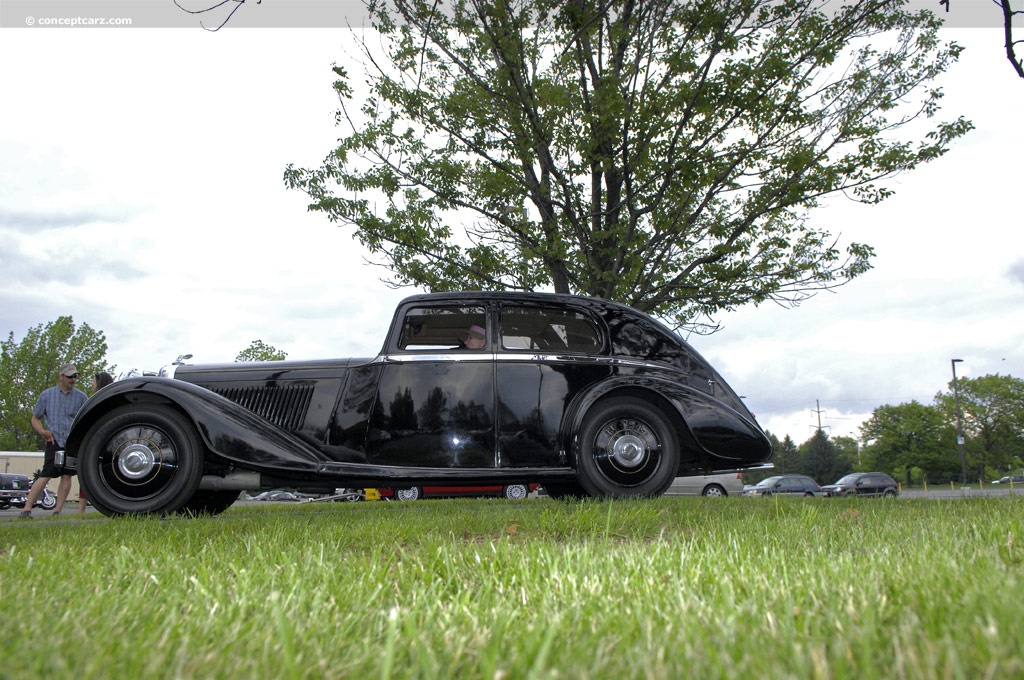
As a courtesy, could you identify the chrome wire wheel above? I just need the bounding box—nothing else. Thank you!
[503,484,529,500]
[395,487,422,501]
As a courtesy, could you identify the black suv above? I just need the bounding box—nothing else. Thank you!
[822,472,898,498]
[747,474,822,497]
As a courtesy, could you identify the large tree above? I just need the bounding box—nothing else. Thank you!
[935,374,1024,482]
[286,0,971,329]
[0,317,113,451]
[996,0,1023,79]
[859,401,957,485]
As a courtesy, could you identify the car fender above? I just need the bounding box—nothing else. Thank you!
[65,378,326,473]
[561,376,771,466]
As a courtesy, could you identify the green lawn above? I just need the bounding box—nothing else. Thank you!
[3,496,1022,678]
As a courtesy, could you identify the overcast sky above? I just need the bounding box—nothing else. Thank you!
[1,17,1022,445]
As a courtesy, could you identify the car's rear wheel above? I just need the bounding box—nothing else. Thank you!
[702,484,726,497]
[502,484,529,500]
[176,490,240,516]
[395,487,422,501]
[576,397,679,498]
[882,488,897,498]
[78,405,204,517]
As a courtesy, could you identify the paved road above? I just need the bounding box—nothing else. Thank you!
[899,485,1024,499]
[3,486,1023,521]
[0,501,100,520]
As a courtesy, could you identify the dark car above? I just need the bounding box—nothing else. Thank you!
[746,474,822,497]
[0,472,58,510]
[379,483,539,501]
[822,472,899,498]
[993,475,1024,485]
[64,292,771,517]
[0,473,33,509]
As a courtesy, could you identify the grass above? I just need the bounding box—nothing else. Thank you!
[2,496,1023,679]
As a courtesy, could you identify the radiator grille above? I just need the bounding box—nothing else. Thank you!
[210,384,314,432]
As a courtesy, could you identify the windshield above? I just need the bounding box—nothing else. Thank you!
[833,474,859,485]
[756,476,782,488]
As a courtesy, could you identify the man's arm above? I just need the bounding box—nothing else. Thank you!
[31,414,54,445]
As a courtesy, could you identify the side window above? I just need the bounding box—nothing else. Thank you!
[396,306,487,351]
[500,305,602,353]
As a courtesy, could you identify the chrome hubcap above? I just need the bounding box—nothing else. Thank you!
[609,432,647,469]
[117,442,158,480]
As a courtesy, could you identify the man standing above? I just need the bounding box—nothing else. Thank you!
[20,363,88,518]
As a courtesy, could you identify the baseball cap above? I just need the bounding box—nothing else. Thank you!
[59,363,78,377]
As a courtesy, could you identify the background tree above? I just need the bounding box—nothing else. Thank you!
[830,435,861,476]
[773,434,800,476]
[235,339,288,362]
[798,429,854,484]
[0,317,113,451]
[934,374,1024,482]
[859,401,956,485]
[743,431,789,483]
[287,0,971,330]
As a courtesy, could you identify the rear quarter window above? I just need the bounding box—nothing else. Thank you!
[499,305,602,353]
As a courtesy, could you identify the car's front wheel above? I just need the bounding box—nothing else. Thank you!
[576,397,679,498]
[78,404,205,516]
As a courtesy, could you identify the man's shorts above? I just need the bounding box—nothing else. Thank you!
[39,441,74,478]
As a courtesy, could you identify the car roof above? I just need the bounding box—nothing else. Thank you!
[396,291,669,325]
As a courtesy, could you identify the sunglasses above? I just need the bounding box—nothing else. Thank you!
[65,374,78,379]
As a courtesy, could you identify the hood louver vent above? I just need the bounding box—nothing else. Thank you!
[210,384,314,432]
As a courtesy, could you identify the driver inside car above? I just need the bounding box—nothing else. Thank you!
[462,324,486,350]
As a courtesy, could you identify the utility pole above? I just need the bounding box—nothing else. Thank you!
[951,359,967,486]
[812,400,829,434]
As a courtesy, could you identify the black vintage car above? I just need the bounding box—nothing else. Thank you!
[65,292,771,516]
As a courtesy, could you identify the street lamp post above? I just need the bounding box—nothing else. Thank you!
[951,358,967,486]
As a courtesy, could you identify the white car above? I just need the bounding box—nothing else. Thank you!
[665,472,744,497]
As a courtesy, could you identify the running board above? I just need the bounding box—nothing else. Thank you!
[199,471,261,490]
